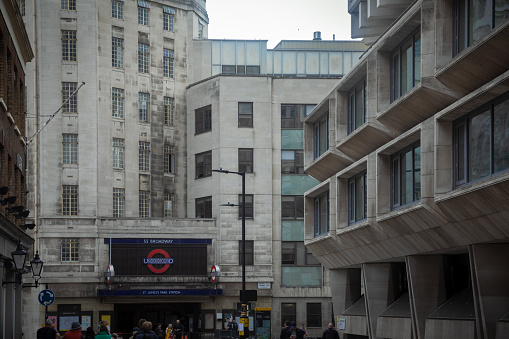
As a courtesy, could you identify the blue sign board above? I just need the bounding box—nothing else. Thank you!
[38,289,55,306]
[104,238,212,245]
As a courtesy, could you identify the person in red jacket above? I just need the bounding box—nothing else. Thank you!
[63,322,83,339]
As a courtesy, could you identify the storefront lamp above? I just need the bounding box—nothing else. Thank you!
[30,251,44,287]
[11,240,27,271]
[2,240,44,288]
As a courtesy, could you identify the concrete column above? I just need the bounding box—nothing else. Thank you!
[363,263,392,339]
[330,268,361,339]
[406,255,446,339]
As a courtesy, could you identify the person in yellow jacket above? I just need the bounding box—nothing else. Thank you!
[165,324,173,339]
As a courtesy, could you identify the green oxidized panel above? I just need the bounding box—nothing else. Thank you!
[281,130,304,150]
[281,175,319,195]
[282,220,304,241]
[282,266,322,287]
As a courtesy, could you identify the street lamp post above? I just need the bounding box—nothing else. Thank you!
[212,168,249,339]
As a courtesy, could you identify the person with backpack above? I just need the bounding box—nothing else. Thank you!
[321,323,339,339]
[135,321,158,339]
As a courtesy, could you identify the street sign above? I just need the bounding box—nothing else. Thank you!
[38,289,55,306]
[210,265,220,283]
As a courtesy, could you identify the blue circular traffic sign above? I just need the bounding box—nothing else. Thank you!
[38,289,55,306]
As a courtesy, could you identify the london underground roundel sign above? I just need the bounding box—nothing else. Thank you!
[143,249,174,274]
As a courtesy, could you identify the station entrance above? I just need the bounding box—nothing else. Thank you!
[114,302,201,337]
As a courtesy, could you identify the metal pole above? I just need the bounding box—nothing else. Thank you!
[240,172,248,339]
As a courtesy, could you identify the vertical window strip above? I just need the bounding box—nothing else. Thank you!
[112,37,124,69]
[164,193,174,217]
[112,0,124,19]
[138,43,150,73]
[112,138,125,169]
[61,0,76,11]
[164,144,175,173]
[139,92,150,122]
[61,30,77,61]
[62,134,78,165]
[62,82,78,113]
[163,49,174,78]
[164,97,174,126]
[62,185,78,215]
[61,238,79,262]
[112,87,124,118]
[139,190,150,217]
[139,141,150,171]
[113,188,125,217]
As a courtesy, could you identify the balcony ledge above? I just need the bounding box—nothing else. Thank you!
[337,122,394,160]
[306,150,352,182]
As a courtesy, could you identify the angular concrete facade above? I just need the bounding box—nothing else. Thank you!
[304,1,509,338]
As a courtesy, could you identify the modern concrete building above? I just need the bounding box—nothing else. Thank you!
[0,0,34,338]
[303,0,509,338]
[21,0,367,338]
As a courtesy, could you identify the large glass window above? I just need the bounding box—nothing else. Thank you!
[138,0,150,25]
[195,151,212,179]
[61,30,77,61]
[348,79,366,133]
[63,134,78,165]
[164,97,174,126]
[238,148,253,173]
[113,188,124,217]
[454,0,509,55]
[112,138,124,169]
[164,49,174,78]
[138,43,150,74]
[196,196,212,218]
[112,37,124,69]
[281,150,304,174]
[112,0,124,19]
[195,105,212,134]
[139,141,150,171]
[281,303,296,326]
[282,242,320,265]
[282,196,304,219]
[391,142,421,209]
[163,6,175,31]
[238,194,254,219]
[139,190,150,217]
[454,93,509,187]
[281,104,315,129]
[139,92,150,122]
[62,82,77,113]
[391,30,421,102]
[348,171,367,224]
[314,192,329,236]
[313,113,329,159]
[62,185,78,215]
[239,240,254,265]
[112,87,124,118]
[61,238,79,262]
[306,303,322,328]
[239,102,253,127]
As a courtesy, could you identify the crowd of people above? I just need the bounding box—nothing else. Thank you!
[279,321,339,339]
[37,318,185,339]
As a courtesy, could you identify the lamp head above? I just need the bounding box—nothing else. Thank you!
[11,240,27,271]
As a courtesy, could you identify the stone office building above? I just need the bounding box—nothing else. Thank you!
[303,0,509,338]
[22,0,367,337]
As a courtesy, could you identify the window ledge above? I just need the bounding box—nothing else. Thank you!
[377,202,449,235]
[6,112,14,124]
[0,98,7,111]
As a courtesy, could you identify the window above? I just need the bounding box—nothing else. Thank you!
[138,43,150,73]
[164,97,174,126]
[314,192,329,236]
[139,141,150,171]
[198,19,204,39]
[112,0,124,19]
[164,193,174,217]
[163,6,175,31]
[313,113,328,159]
[281,104,315,129]
[454,0,509,55]
[112,138,124,169]
[112,88,124,118]
[139,92,150,122]
[195,105,212,134]
[238,194,254,219]
[348,171,367,224]
[196,196,212,218]
[391,29,421,102]
[306,303,322,328]
[281,150,304,174]
[62,82,77,113]
[195,151,212,179]
[239,240,254,265]
[62,30,77,61]
[238,102,253,127]
[112,37,124,69]
[349,79,366,133]
[282,242,320,265]
[63,134,78,165]
[61,238,79,262]
[139,190,150,217]
[238,148,253,173]
[163,49,174,78]
[113,188,125,217]
[282,196,304,219]
[281,303,296,326]
[138,0,149,26]
[62,185,78,215]
[454,93,509,187]
[391,141,421,209]
[164,144,175,173]
[61,0,76,11]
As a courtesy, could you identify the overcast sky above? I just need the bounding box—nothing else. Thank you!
[205,0,355,49]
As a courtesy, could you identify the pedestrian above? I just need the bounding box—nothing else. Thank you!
[63,322,83,339]
[154,323,164,339]
[37,319,61,339]
[85,327,96,339]
[321,323,339,339]
[300,324,307,337]
[95,325,112,339]
[173,320,183,339]
[135,321,158,339]
[129,327,139,339]
[165,324,173,339]
[287,322,305,339]
[280,321,290,339]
